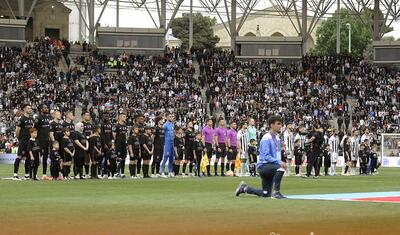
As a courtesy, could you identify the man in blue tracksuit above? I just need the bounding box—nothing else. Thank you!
[161,112,175,177]
[235,115,287,199]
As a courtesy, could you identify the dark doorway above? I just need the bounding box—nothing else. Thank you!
[45,28,60,39]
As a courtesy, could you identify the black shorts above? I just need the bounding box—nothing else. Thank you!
[205,143,213,158]
[185,146,194,161]
[17,140,28,157]
[216,144,227,159]
[295,154,302,165]
[227,146,238,161]
[129,150,140,161]
[176,151,184,161]
[39,140,50,157]
[63,153,73,162]
[153,147,163,162]
[142,153,152,161]
[116,143,127,159]
[90,153,101,162]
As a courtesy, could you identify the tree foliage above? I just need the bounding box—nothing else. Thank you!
[312,8,392,58]
[170,13,220,50]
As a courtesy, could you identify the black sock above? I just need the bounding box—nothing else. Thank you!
[43,157,48,175]
[214,163,218,174]
[120,160,125,175]
[14,158,21,174]
[143,164,149,177]
[137,159,142,174]
[67,166,71,177]
[62,166,68,177]
[74,165,78,176]
[221,163,225,174]
[85,165,90,175]
[230,163,234,172]
[295,166,299,175]
[91,165,97,178]
[182,163,187,174]
[129,165,134,176]
[79,166,84,177]
[189,163,193,173]
[325,167,328,175]
[225,163,230,172]
[345,166,349,174]
[206,164,211,175]
[175,164,180,176]
[151,163,156,174]
[156,161,161,174]
[24,158,31,176]
[33,163,39,179]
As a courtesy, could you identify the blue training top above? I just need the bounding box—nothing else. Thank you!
[164,121,175,144]
[256,132,282,169]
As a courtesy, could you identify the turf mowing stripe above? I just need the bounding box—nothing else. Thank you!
[287,191,400,201]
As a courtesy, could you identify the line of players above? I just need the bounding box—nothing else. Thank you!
[282,125,379,178]
[12,104,261,180]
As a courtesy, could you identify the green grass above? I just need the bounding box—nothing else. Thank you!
[1,164,400,235]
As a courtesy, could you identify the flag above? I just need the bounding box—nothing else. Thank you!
[200,152,209,173]
[235,152,241,170]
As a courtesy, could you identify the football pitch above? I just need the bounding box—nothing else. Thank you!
[1,165,400,235]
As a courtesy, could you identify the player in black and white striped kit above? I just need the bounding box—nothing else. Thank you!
[283,123,294,176]
[237,122,249,176]
[294,126,307,176]
[328,129,339,175]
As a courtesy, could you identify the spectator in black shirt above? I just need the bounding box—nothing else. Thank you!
[27,128,41,180]
[34,104,51,179]
[13,104,34,180]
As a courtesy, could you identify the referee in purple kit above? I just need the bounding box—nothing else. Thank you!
[235,115,287,199]
[202,118,214,176]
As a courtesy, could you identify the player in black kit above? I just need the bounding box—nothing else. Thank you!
[60,128,75,179]
[63,111,76,134]
[27,128,41,180]
[183,121,195,176]
[50,141,61,180]
[128,126,141,178]
[73,122,89,179]
[34,104,51,179]
[50,110,64,144]
[100,114,113,177]
[174,127,184,176]
[193,132,205,177]
[82,111,94,178]
[140,126,153,178]
[135,114,146,175]
[89,126,102,178]
[113,113,128,178]
[13,104,34,180]
[152,116,165,176]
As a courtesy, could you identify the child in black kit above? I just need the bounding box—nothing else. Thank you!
[294,139,303,176]
[323,144,331,176]
[247,139,258,177]
[193,132,205,177]
[27,128,41,180]
[50,141,61,180]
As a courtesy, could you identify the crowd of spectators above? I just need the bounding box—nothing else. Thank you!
[0,41,399,153]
